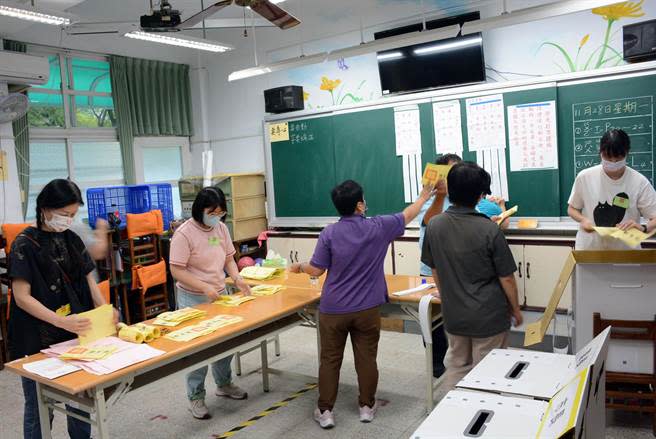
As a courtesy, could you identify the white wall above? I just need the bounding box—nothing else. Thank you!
[197,1,656,176]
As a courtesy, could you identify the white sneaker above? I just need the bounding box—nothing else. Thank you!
[189,399,211,419]
[359,401,378,423]
[216,383,248,400]
[314,408,335,429]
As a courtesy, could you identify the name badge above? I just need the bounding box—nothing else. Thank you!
[56,303,71,317]
[208,237,221,247]
[613,196,629,209]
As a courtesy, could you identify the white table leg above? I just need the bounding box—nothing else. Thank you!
[234,351,242,376]
[260,340,270,392]
[425,342,434,413]
[93,387,110,439]
[274,335,281,357]
[35,382,52,439]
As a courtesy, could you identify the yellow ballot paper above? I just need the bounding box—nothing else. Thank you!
[240,266,285,281]
[421,163,452,186]
[60,345,118,361]
[153,307,207,327]
[496,205,518,225]
[251,285,285,296]
[77,305,116,345]
[213,294,256,307]
[165,315,244,342]
[594,226,656,247]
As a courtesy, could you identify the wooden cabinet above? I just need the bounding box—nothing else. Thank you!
[513,244,573,311]
[267,236,393,273]
[394,240,421,276]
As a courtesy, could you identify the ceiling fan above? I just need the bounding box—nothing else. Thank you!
[68,0,300,36]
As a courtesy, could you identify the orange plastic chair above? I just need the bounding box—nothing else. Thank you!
[2,223,31,320]
[97,279,111,304]
[124,211,169,323]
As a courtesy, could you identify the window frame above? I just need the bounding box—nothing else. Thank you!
[133,137,191,185]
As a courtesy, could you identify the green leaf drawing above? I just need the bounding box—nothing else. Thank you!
[538,42,576,72]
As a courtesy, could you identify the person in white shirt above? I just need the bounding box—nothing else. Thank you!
[568,129,656,250]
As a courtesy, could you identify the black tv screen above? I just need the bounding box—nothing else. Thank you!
[376,32,485,95]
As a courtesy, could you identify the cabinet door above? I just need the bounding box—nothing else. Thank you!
[524,245,573,310]
[508,244,526,306]
[293,237,319,264]
[394,240,421,276]
[266,237,295,264]
[384,245,394,275]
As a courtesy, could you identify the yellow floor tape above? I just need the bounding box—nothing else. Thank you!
[214,383,318,438]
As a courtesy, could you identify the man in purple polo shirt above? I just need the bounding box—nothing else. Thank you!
[290,179,435,429]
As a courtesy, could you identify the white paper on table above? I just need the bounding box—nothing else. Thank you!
[466,94,506,152]
[508,100,558,171]
[394,105,422,156]
[42,337,166,376]
[433,100,463,154]
[23,357,81,380]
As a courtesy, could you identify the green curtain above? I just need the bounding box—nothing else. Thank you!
[3,39,29,218]
[109,56,137,184]
[110,55,194,183]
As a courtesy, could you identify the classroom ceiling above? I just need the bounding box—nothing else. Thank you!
[0,0,553,62]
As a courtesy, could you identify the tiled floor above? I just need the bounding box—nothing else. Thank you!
[0,326,653,438]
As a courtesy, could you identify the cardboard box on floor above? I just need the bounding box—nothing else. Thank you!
[455,327,611,439]
[411,366,592,438]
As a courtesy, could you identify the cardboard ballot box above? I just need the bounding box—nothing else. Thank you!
[455,327,610,439]
[411,367,591,438]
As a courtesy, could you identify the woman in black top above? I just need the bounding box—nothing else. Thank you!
[9,179,116,439]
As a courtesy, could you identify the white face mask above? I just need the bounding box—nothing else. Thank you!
[45,213,74,232]
[602,158,627,173]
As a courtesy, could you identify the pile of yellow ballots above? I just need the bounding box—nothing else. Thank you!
[239,266,285,280]
[214,294,256,307]
[153,307,207,327]
[60,345,118,361]
[116,323,162,343]
[165,315,244,342]
[250,285,285,296]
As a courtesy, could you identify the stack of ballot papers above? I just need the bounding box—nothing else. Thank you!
[239,266,284,280]
[213,294,256,307]
[42,337,165,375]
[77,304,116,345]
[165,315,244,342]
[152,307,207,327]
[594,226,656,247]
[60,345,118,361]
[250,285,285,296]
[23,358,81,380]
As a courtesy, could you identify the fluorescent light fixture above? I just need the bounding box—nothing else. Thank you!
[0,4,75,26]
[124,31,233,53]
[462,0,622,35]
[377,51,404,61]
[229,24,460,82]
[414,36,482,55]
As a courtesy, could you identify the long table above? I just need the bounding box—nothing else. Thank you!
[5,287,320,439]
[6,273,442,438]
[232,272,443,412]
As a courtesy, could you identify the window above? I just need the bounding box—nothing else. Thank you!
[134,138,190,219]
[27,53,116,128]
[25,47,123,222]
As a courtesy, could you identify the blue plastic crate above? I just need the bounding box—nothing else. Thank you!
[148,183,174,231]
[86,185,151,229]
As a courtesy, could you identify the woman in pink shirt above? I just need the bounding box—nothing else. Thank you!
[169,187,252,420]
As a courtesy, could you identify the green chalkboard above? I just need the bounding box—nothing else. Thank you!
[270,116,337,217]
[557,75,656,215]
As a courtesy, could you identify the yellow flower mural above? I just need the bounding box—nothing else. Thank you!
[320,76,342,105]
[538,1,645,72]
[592,1,645,21]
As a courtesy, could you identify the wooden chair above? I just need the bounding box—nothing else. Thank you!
[0,223,30,367]
[125,211,169,324]
[593,312,656,435]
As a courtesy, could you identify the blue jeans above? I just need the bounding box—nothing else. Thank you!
[177,287,233,401]
[21,377,90,439]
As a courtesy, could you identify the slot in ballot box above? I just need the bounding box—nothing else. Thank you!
[455,327,610,439]
[411,367,592,439]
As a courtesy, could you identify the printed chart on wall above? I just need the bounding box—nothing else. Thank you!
[508,101,558,171]
[433,100,463,155]
[394,105,423,203]
[466,94,509,200]
[573,96,654,184]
